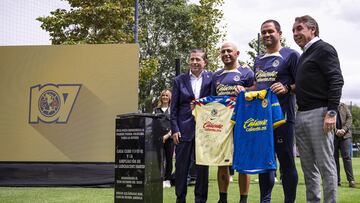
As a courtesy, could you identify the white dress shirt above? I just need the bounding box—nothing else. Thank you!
[189,71,203,99]
[303,36,320,52]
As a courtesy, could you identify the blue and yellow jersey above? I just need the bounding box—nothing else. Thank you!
[232,89,285,174]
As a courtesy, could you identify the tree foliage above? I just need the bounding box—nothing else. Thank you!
[37,0,226,112]
[138,0,225,112]
[37,0,134,44]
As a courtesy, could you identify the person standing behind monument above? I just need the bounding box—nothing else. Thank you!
[252,19,299,203]
[170,48,212,203]
[292,15,344,203]
[334,102,356,188]
[211,42,254,203]
[153,89,174,188]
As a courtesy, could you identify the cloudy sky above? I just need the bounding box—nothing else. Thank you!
[1,0,360,105]
[213,0,360,105]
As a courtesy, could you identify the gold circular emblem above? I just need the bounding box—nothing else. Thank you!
[262,99,268,108]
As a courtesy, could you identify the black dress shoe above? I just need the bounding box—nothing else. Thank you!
[349,181,356,188]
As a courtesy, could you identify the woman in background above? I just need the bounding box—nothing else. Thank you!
[154,89,174,188]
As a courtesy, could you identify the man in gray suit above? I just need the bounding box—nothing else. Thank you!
[334,102,356,188]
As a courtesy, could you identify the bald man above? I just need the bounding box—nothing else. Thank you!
[211,42,255,203]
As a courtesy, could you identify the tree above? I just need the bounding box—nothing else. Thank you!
[138,0,225,111]
[37,0,226,112]
[37,0,134,44]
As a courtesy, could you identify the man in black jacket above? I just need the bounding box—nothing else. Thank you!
[292,15,344,203]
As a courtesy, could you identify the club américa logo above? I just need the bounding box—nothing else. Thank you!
[29,84,81,124]
[38,90,61,117]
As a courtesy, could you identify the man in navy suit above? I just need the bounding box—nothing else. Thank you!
[171,48,212,203]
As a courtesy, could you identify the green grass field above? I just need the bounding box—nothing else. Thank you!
[1,158,359,203]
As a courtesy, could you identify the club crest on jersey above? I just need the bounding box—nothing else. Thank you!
[211,108,218,117]
[29,83,82,124]
[233,75,241,82]
[272,59,280,67]
[262,99,268,108]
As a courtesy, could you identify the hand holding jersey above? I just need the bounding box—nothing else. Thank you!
[269,82,288,95]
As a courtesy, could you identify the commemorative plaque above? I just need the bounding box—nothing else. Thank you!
[115,113,163,203]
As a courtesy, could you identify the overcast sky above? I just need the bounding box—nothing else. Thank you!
[1,0,360,105]
[213,0,360,105]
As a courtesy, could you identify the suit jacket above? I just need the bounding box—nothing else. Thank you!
[337,103,353,139]
[170,70,212,142]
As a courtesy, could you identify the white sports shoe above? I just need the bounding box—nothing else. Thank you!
[163,180,171,188]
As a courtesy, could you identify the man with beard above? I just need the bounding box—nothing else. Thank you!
[251,19,299,203]
[211,42,254,203]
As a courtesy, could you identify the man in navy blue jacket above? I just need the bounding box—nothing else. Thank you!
[170,48,212,203]
[293,15,344,203]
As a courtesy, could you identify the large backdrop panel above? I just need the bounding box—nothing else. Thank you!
[0,44,139,186]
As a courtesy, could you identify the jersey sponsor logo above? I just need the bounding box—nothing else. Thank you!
[243,118,268,132]
[255,70,278,82]
[29,84,81,124]
[216,84,237,96]
[203,121,223,132]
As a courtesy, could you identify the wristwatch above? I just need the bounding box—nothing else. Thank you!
[327,110,337,117]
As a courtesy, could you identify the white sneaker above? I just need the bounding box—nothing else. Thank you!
[229,175,234,182]
[274,177,278,183]
[163,180,171,188]
[254,178,259,182]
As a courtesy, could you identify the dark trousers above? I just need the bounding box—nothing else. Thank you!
[164,139,174,180]
[259,123,298,203]
[175,139,209,203]
[334,136,355,183]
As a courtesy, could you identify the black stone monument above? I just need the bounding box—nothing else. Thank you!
[115,113,163,203]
